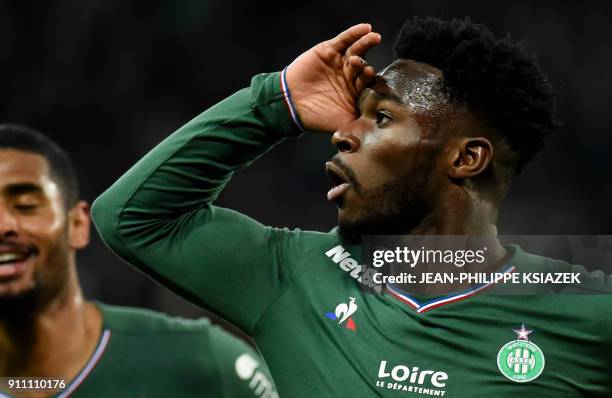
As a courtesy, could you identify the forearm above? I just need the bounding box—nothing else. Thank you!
[91,71,301,330]
[93,71,299,250]
[97,73,297,213]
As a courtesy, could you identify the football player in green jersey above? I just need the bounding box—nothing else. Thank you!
[93,18,612,397]
[0,125,278,398]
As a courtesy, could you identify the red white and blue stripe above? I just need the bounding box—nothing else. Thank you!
[280,67,305,132]
[386,265,517,314]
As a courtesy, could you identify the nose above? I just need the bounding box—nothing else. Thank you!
[0,202,18,237]
[331,125,362,153]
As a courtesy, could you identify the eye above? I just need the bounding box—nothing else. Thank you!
[375,111,392,126]
[14,203,39,212]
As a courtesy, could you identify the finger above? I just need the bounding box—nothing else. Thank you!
[346,31,381,58]
[345,55,366,85]
[355,66,377,93]
[328,23,372,52]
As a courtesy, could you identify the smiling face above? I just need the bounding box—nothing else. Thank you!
[0,149,89,315]
[327,59,464,242]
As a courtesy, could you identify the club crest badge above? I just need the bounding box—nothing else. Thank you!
[497,324,545,383]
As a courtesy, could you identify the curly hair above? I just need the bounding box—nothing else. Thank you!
[393,16,559,173]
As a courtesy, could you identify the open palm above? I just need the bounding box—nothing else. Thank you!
[285,24,381,133]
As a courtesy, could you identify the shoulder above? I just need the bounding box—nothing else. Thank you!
[273,226,361,274]
[207,324,278,397]
[516,247,612,294]
[96,302,214,336]
[93,303,278,396]
[273,225,345,254]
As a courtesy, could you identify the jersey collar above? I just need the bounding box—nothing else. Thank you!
[385,264,517,314]
[0,328,111,398]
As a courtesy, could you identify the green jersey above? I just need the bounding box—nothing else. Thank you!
[92,72,612,397]
[0,303,277,398]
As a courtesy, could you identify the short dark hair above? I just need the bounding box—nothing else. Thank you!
[393,16,559,173]
[0,124,79,209]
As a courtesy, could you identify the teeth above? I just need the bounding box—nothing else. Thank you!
[0,253,23,264]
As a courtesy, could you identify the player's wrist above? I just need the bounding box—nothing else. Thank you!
[280,66,306,132]
[248,71,304,138]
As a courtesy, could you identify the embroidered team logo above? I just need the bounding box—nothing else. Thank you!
[325,297,358,331]
[497,324,545,383]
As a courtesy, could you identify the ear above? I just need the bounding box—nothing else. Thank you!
[447,137,493,180]
[67,200,91,250]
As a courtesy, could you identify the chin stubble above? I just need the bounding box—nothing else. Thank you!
[338,168,432,245]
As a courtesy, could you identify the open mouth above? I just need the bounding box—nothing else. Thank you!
[0,252,30,265]
[0,248,35,279]
[325,162,350,205]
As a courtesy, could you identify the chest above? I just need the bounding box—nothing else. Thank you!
[255,282,611,397]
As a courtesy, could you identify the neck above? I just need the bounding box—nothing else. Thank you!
[0,265,102,385]
[410,187,501,236]
[397,188,509,295]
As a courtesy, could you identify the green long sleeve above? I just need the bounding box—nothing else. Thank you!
[92,72,302,333]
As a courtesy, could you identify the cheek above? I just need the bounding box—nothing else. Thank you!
[33,222,69,282]
[361,141,424,186]
[19,210,66,250]
[20,214,62,234]
[363,119,422,149]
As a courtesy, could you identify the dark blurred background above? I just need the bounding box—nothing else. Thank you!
[1,0,611,318]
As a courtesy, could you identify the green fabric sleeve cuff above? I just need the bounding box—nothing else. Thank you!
[250,70,305,138]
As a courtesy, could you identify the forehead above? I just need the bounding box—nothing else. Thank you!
[0,149,51,188]
[368,59,449,113]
